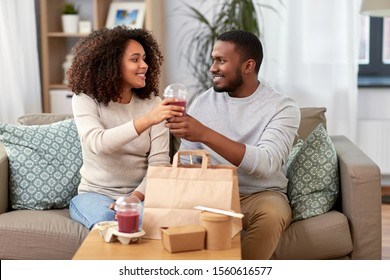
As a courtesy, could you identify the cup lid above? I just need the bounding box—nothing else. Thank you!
[163,83,187,99]
[115,196,141,211]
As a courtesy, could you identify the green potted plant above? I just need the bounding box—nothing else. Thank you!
[61,2,80,33]
[178,0,282,95]
[62,2,79,14]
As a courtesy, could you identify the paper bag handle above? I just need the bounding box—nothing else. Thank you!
[172,150,211,169]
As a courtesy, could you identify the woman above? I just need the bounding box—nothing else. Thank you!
[67,26,184,229]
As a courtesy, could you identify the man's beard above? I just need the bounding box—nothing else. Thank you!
[213,68,244,93]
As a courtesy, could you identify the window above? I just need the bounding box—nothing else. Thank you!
[359,16,390,86]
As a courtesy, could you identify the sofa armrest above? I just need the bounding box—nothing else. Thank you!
[0,142,9,214]
[331,135,382,259]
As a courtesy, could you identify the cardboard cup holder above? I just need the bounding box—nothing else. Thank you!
[94,221,145,245]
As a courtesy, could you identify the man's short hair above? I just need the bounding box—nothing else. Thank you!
[217,30,263,73]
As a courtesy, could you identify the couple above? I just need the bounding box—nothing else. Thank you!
[66,26,300,260]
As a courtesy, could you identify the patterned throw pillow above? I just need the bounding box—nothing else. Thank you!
[285,123,339,222]
[0,119,82,210]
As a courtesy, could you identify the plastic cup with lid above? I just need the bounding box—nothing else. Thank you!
[163,83,188,115]
[115,196,142,233]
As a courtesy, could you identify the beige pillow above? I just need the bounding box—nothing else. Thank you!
[297,107,327,141]
[17,113,73,126]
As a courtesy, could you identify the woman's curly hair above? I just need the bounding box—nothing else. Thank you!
[67,26,163,105]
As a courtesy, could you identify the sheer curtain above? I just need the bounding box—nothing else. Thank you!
[259,0,361,142]
[0,0,42,124]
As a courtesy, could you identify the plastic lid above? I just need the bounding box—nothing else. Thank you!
[163,83,187,99]
[115,196,141,212]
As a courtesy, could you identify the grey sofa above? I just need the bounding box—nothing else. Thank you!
[0,108,382,259]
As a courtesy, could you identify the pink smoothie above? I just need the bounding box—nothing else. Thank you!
[117,211,140,233]
[170,99,187,115]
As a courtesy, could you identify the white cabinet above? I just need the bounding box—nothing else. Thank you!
[50,90,73,114]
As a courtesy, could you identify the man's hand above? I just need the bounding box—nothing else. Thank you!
[165,114,206,142]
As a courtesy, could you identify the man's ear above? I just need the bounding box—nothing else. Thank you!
[243,59,256,74]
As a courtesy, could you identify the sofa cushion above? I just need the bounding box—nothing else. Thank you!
[285,123,339,222]
[272,211,353,259]
[0,209,89,260]
[0,119,82,210]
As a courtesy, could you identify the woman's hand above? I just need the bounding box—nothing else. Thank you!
[134,98,185,135]
[147,98,185,125]
[109,192,144,219]
[109,193,144,210]
[131,191,144,202]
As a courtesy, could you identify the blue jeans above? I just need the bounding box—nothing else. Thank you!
[69,192,116,230]
[69,192,144,230]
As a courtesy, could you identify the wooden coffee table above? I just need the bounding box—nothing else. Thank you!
[72,228,241,260]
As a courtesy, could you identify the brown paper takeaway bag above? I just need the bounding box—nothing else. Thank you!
[142,150,242,239]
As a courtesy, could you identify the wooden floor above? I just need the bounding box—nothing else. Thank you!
[382,202,390,260]
[382,187,390,260]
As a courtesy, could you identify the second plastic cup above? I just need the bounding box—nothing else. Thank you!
[115,196,141,233]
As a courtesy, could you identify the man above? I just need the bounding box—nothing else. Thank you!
[166,30,300,259]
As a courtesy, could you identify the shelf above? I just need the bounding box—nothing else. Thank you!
[47,32,89,38]
[40,0,166,113]
[40,0,106,112]
[50,84,68,89]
